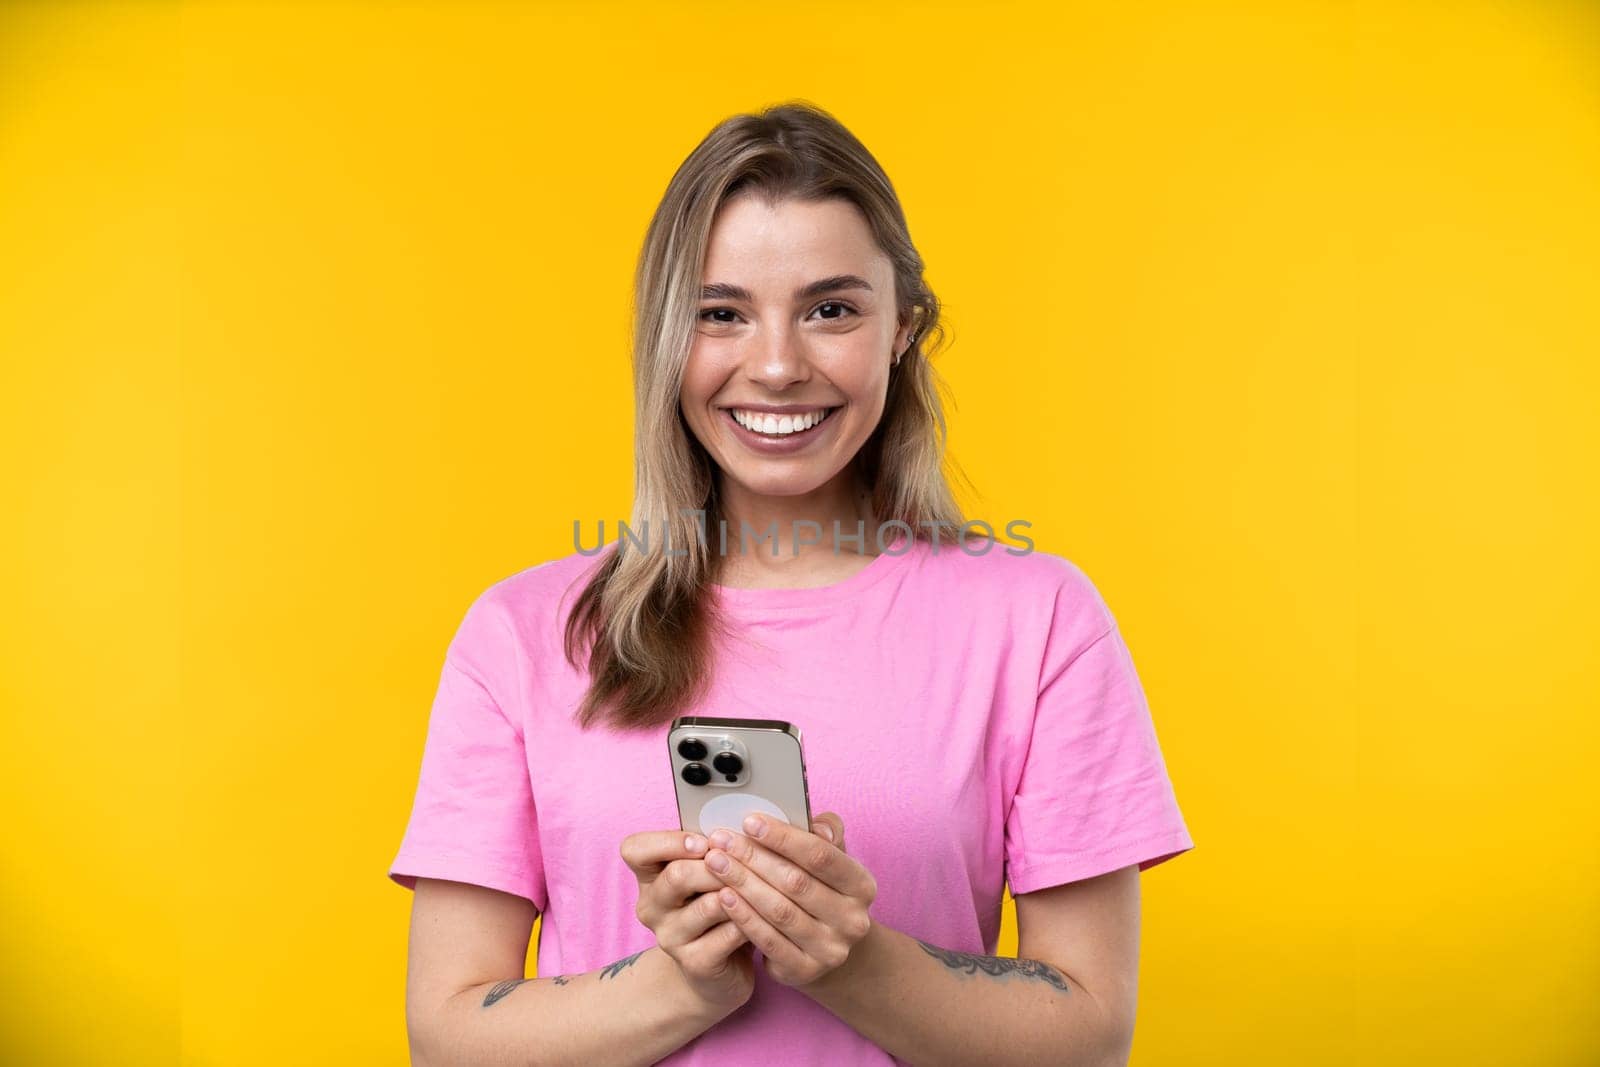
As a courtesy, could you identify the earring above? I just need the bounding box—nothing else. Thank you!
[894,330,916,367]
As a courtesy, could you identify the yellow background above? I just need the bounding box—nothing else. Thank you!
[3,0,1596,1062]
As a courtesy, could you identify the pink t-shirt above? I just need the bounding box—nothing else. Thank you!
[389,536,1194,1064]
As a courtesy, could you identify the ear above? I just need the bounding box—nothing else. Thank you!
[898,307,922,354]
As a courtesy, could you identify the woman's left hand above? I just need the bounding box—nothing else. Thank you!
[700,811,877,989]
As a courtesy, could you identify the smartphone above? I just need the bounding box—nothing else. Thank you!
[668,716,812,838]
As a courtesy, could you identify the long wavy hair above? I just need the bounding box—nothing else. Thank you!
[563,100,970,732]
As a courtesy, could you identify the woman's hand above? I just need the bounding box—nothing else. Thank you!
[700,812,878,990]
[620,830,755,1015]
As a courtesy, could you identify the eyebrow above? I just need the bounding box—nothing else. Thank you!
[699,274,875,303]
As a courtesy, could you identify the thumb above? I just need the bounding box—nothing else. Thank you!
[811,813,845,850]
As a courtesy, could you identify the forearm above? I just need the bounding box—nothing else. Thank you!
[412,946,730,1067]
[800,922,1122,1067]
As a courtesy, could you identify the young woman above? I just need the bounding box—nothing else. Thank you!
[390,101,1194,1067]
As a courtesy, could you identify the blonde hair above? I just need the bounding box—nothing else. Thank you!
[563,100,970,731]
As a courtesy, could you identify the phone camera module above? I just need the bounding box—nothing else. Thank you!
[681,763,711,786]
[711,752,743,778]
[678,738,708,761]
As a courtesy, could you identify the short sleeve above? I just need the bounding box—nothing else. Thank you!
[1004,572,1195,894]
[388,593,548,911]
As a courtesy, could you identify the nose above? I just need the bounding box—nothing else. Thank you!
[743,322,812,391]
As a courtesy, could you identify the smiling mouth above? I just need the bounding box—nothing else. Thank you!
[723,406,841,438]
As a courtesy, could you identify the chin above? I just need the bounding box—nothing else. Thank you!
[723,469,837,498]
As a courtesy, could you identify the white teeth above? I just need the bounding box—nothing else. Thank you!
[731,407,833,436]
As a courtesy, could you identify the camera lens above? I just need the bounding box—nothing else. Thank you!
[711,752,743,775]
[678,738,708,761]
[682,763,711,786]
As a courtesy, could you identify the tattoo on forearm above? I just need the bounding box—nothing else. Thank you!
[481,951,645,1007]
[481,973,578,1007]
[599,949,647,980]
[914,939,1072,993]
[482,979,530,1007]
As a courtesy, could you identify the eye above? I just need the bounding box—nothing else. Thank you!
[812,301,859,321]
[697,302,859,325]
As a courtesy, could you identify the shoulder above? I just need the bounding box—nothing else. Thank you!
[476,546,609,617]
[449,547,611,659]
[915,535,1118,641]
[918,534,1103,603]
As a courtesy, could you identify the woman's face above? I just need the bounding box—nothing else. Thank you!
[680,194,911,504]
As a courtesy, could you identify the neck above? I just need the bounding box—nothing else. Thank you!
[712,468,882,578]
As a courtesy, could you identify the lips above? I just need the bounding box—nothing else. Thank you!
[720,405,842,453]
[727,406,839,436]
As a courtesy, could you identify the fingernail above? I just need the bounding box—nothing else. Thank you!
[685,834,706,852]
[708,829,733,850]
[707,851,731,873]
[743,814,766,837]
[817,824,835,843]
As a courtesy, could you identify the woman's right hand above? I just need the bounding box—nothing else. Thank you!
[621,829,755,1015]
